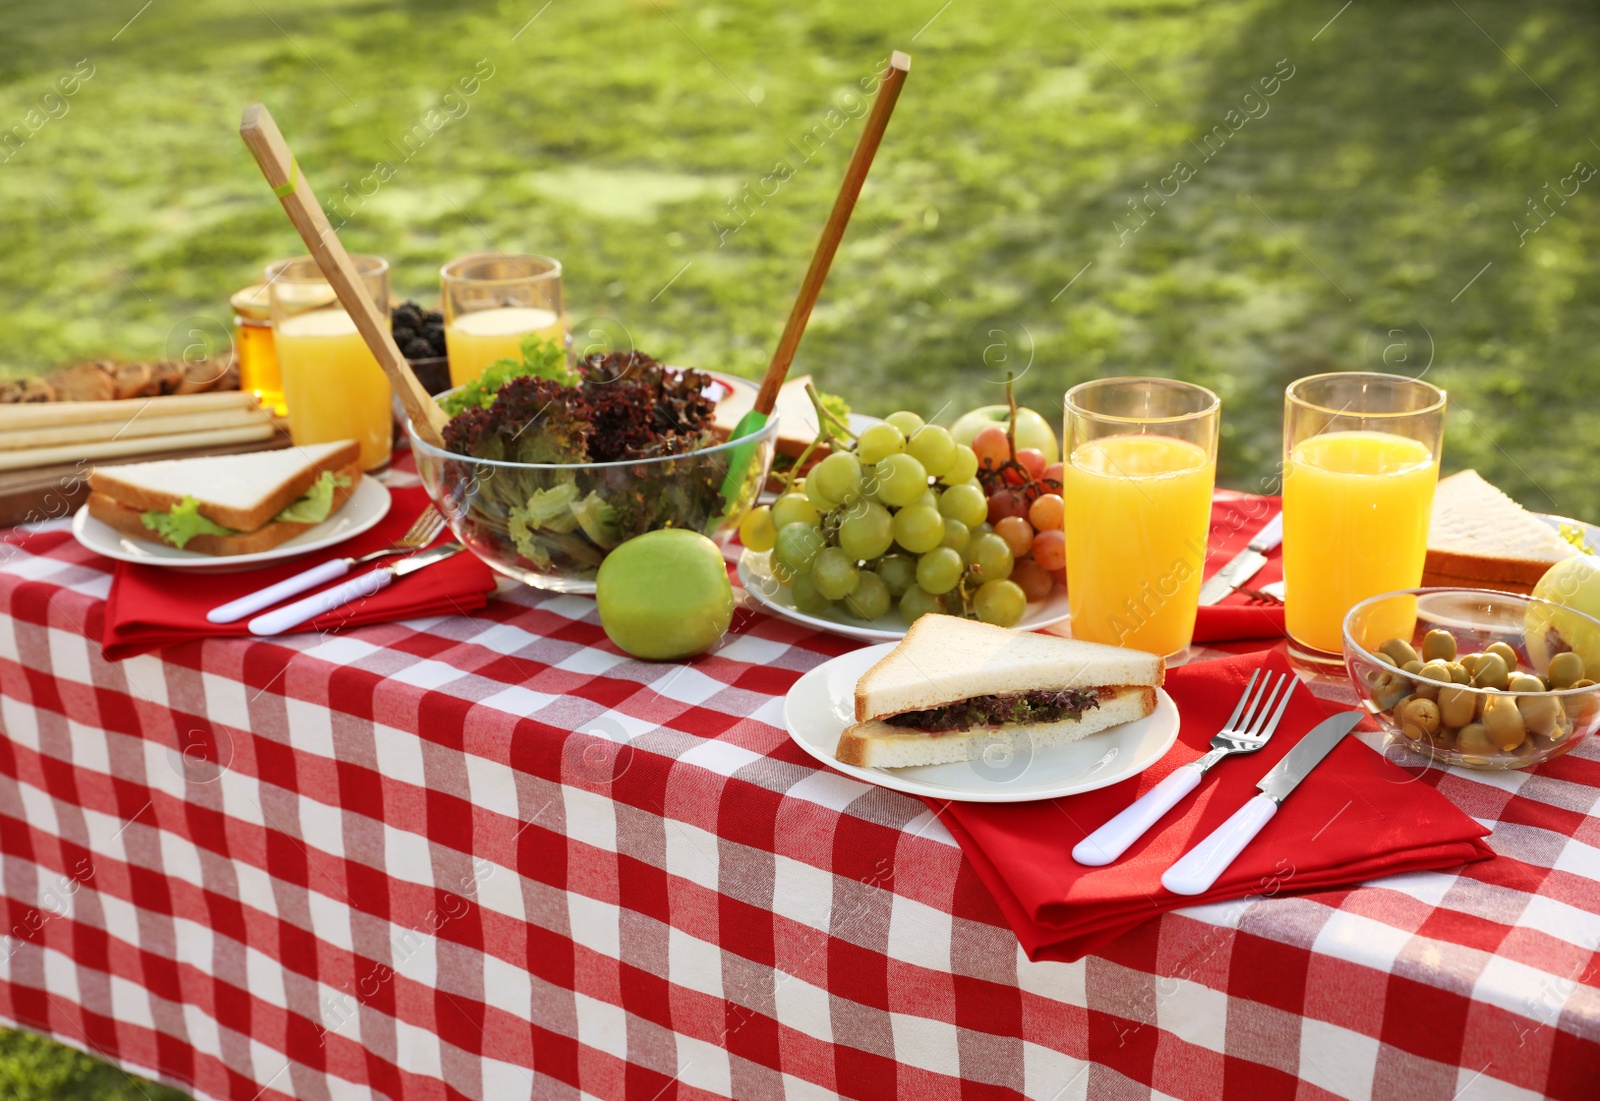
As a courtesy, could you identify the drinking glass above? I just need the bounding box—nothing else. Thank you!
[1061,377,1220,659]
[266,255,393,473]
[441,253,566,387]
[1282,371,1446,661]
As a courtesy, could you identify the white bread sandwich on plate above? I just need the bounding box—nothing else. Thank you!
[1424,469,1578,594]
[835,614,1165,769]
[86,440,361,556]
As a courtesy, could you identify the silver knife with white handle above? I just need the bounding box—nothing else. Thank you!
[1197,512,1283,605]
[1160,709,1363,896]
[247,542,463,636]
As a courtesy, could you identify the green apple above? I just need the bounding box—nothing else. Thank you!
[949,405,1060,463]
[596,529,734,660]
[1527,554,1600,676]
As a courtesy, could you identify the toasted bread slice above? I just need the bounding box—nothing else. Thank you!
[86,465,359,556]
[89,440,359,532]
[836,685,1158,768]
[853,614,1164,723]
[43,363,115,403]
[1426,470,1576,589]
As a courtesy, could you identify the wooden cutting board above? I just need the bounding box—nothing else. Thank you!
[0,429,292,530]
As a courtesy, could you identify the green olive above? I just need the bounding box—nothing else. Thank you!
[1399,697,1441,736]
[1459,653,1485,677]
[1548,652,1585,690]
[1401,659,1424,676]
[1373,651,1397,668]
[1518,693,1563,737]
[1438,685,1478,729]
[1417,660,1452,682]
[1481,694,1527,750]
[1431,725,1457,751]
[1485,642,1520,671]
[1380,638,1420,667]
[1471,652,1510,691]
[1421,629,1458,663]
[1456,722,1496,756]
[1445,662,1472,684]
[1508,673,1545,693]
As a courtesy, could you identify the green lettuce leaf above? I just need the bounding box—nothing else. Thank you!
[273,472,352,524]
[438,334,577,416]
[141,497,235,549]
[510,483,581,535]
[569,491,620,549]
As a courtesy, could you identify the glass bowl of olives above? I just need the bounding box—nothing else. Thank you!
[1343,588,1600,770]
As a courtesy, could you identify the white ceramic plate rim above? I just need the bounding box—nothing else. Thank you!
[738,548,1071,642]
[784,642,1181,803]
[71,474,392,570]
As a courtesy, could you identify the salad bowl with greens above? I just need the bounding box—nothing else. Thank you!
[409,338,779,593]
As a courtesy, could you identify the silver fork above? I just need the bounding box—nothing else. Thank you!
[206,507,446,624]
[1072,669,1298,866]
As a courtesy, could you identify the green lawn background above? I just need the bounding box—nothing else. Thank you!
[0,0,1597,1094]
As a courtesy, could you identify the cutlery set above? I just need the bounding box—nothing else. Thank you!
[206,506,460,636]
[1073,667,1360,894]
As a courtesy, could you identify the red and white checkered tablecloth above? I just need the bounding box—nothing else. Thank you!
[0,507,1596,1100]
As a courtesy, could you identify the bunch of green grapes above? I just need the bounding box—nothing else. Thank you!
[738,410,1051,628]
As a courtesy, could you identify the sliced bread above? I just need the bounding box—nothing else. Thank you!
[837,685,1158,768]
[88,439,360,531]
[1426,470,1576,590]
[853,614,1165,722]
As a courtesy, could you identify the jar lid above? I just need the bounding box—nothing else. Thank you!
[230,283,272,320]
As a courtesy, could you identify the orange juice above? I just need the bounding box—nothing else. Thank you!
[1062,435,1215,656]
[275,309,393,472]
[1282,430,1438,653]
[445,306,564,387]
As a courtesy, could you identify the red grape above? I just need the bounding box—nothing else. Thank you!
[987,488,1015,525]
[972,425,1011,469]
[1033,528,1066,571]
[1016,448,1046,479]
[994,516,1034,558]
[1028,493,1064,532]
[1010,558,1053,601]
[1001,465,1026,486]
[1042,462,1064,486]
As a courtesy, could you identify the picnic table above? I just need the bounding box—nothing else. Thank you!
[0,470,1595,1100]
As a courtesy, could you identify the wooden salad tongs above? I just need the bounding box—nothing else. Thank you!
[720,50,912,501]
[238,104,451,447]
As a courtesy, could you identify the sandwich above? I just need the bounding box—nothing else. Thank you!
[86,440,361,556]
[835,614,1165,769]
[1425,469,1579,594]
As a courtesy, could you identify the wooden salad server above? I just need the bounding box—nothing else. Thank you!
[239,104,451,447]
[720,50,911,500]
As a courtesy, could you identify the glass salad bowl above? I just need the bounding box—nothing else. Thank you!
[1343,587,1600,771]
[408,415,779,594]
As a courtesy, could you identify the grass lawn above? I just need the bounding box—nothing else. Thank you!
[1,0,1598,1093]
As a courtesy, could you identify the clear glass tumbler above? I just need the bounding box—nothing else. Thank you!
[266,255,393,474]
[1061,377,1220,659]
[441,253,566,388]
[1281,371,1446,661]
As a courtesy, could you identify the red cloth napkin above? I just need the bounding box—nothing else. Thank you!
[927,650,1494,962]
[1191,494,1285,643]
[101,486,497,660]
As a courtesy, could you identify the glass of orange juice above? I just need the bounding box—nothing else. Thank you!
[1061,378,1219,659]
[1282,372,1446,661]
[441,253,566,388]
[266,255,394,474]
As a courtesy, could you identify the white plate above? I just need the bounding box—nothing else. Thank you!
[738,548,1072,642]
[784,642,1181,803]
[71,474,392,571]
